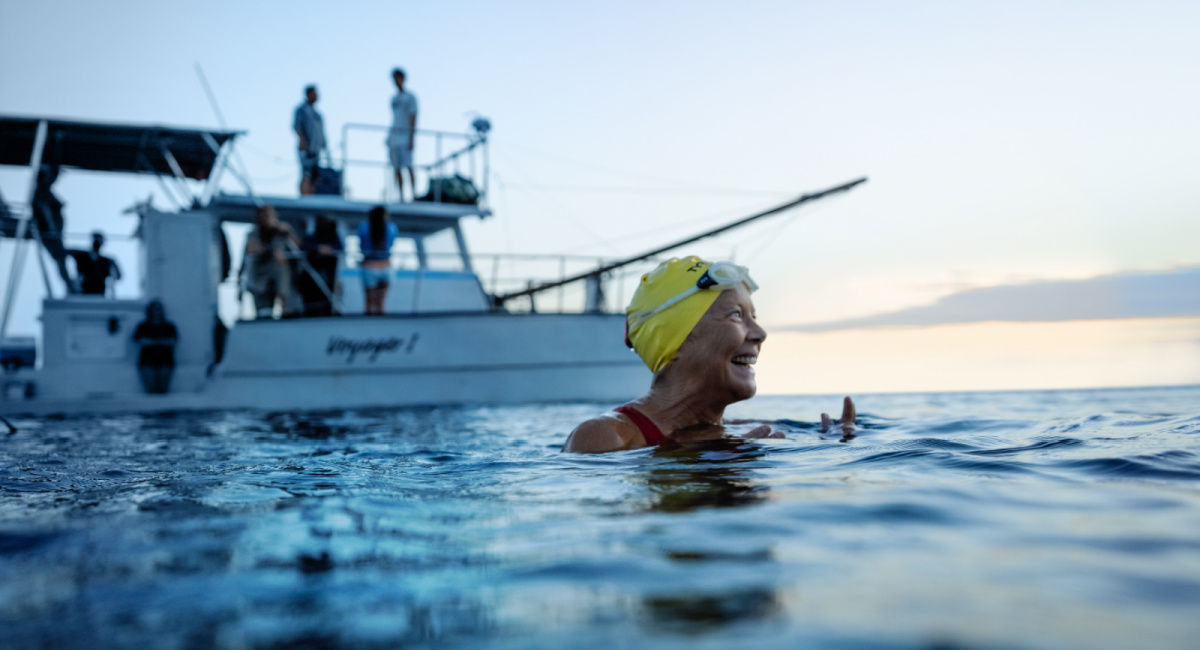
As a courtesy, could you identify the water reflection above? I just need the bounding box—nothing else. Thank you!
[641,438,771,513]
[635,439,782,630]
[264,412,355,440]
[644,588,780,630]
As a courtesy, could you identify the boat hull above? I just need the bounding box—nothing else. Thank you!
[0,312,650,415]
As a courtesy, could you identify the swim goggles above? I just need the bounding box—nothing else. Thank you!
[627,261,758,331]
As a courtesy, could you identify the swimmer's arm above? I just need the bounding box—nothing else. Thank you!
[562,416,637,453]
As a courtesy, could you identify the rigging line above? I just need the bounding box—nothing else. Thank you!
[487,170,517,280]
[238,142,292,165]
[492,150,623,256]
[733,198,834,255]
[194,63,227,130]
[744,208,808,261]
[493,138,791,195]
[498,183,792,197]
[553,197,780,255]
[493,177,868,304]
[194,63,259,204]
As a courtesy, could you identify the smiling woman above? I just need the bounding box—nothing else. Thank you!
[563,256,854,453]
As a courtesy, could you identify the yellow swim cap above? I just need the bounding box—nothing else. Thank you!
[625,256,757,373]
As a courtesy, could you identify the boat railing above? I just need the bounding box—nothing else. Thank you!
[224,248,658,320]
[337,121,489,204]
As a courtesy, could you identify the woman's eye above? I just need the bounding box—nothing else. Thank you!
[730,310,742,319]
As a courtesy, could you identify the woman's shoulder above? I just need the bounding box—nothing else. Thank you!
[562,409,642,454]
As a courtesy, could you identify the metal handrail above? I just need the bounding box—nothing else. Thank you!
[337,122,489,203]
[225,248,655,318]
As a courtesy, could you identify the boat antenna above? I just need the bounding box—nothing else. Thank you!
[194,62,259,203]
[491,176,867,307]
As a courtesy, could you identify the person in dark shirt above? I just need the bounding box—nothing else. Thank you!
[133,300,178,394]
[70,231,122,296]
[296,215,343,316]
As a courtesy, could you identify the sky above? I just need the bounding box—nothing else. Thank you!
[1,0,1198,394]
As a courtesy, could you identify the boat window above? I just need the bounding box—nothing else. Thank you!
[421,229,466,272]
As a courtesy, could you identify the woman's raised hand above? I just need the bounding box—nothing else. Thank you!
[820,397,857,440]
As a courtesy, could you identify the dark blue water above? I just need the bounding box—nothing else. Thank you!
[2,386,1199,649]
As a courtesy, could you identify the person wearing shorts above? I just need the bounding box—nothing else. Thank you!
[294,85,327,196]
[387,68,418,201]
[357,206,399,315]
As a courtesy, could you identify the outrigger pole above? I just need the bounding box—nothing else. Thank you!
[491,176,868,308]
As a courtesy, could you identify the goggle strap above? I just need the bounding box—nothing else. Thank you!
[628,286,700,329]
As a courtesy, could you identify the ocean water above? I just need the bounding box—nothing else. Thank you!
[2,385,1199,649]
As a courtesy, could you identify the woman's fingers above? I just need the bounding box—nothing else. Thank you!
[820,413,834,432]
[841,397,857,430]
[743,424,773,438]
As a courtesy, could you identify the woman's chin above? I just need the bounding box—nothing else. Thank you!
[727,375,757,401]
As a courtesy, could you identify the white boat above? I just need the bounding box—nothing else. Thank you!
[0,116,864,416]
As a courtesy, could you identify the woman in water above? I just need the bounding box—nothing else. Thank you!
[562,256,855,453]
[357,206,399,315]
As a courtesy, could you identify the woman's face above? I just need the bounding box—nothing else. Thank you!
[669,284,767,402]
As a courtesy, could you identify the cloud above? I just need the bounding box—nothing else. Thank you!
[784,267,1200,332]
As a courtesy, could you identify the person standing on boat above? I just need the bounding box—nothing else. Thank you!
[562,257,856,453]
[133,300,177,394]
[244,205,301,318]
[296,215,343,317]
[293,84,327,196]
[357,206,398,315]
[387,68,418,201]
[69,231,121,296]
[31,163,76,292]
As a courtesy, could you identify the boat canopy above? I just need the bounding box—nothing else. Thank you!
[0,116,240,180]
[207,193,490,236]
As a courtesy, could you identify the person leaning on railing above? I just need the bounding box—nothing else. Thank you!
[243,205,301,319]
[296,215,343,317]
[562,256,856,453]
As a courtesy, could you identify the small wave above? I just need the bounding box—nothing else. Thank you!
[842,448,939,466]
[968,437,1083,456]
[1056,457,1200,481]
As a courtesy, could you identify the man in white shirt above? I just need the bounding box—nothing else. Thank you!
[387,68,418,201]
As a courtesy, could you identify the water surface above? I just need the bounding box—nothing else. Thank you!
[2,386,1199,649]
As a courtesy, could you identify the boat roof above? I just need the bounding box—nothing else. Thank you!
[0,115,240,180]
[206,193,491,235]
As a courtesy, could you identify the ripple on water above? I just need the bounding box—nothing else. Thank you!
[2,386,1200,649]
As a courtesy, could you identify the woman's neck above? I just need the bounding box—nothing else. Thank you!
[637,379,728,435]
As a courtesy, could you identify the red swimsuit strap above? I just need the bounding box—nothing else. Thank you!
[613,405,672,447]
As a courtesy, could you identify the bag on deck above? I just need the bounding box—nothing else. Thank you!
[313,166,342,196]
[418,174,480,205]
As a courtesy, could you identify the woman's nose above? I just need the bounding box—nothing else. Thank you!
[748,318,767,343]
